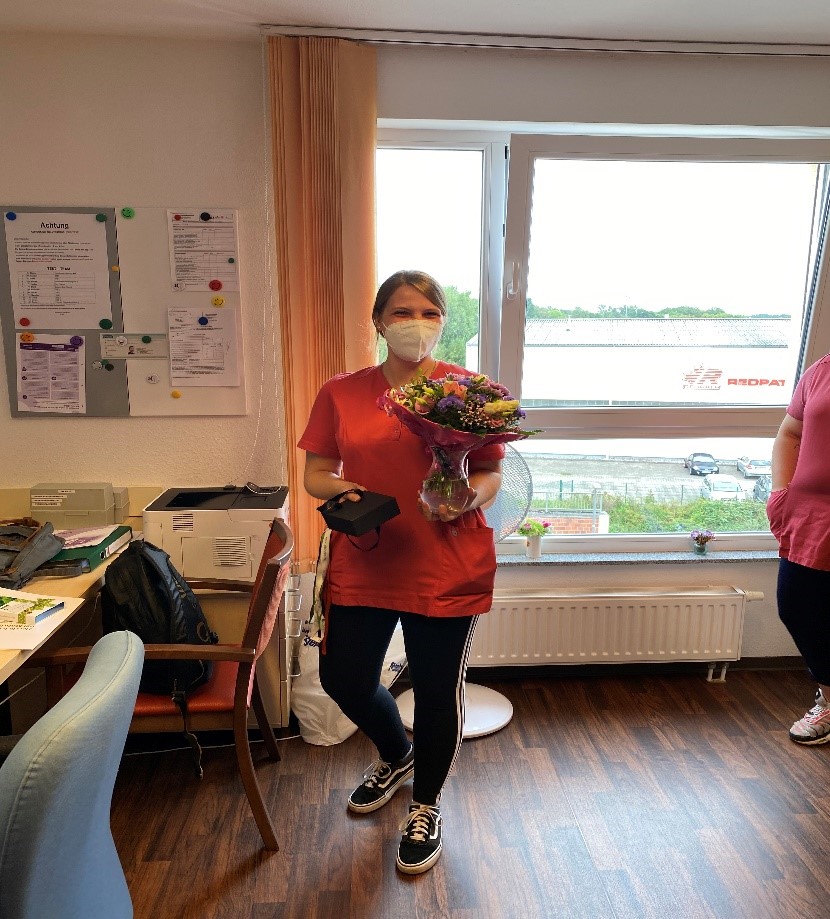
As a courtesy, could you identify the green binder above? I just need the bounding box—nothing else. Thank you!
[50,525,133,572]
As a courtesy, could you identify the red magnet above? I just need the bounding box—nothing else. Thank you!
[19,317,30,327]
[209,279,222,291]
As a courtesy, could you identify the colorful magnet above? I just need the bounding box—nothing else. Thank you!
[70,335,83,346]
[141,335,152,343]
[104,362,114,371]
[171,390,182,399]
[5,212,16,220]
[19,317,30,327]
[20,333,35,343]
[198,316,209,326]
[173,214,182,221]
[95,213,107,222]
[200,212,211,221]
[211,296,225,307]
[120,207,135,219]
[228,257,235,264]
[99,319,113,329]
[208,279,222,291]
[111,265,120,272]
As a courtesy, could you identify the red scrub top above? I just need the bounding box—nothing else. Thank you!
[298,362,504,617]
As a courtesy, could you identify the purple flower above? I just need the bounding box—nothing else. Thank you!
[437,395,465,412]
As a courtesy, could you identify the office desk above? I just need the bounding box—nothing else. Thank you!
[0,562,112,685]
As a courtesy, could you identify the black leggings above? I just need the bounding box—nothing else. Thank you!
[778,558,830,685]
[318,604,478,806]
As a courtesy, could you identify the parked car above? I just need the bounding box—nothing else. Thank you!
[736,456,772,478]
[701,473,748,501]
[753,475,773,502]
[684,452,719,476]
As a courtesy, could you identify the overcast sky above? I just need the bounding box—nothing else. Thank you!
[377,150,819,317]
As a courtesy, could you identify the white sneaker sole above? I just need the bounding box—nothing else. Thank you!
[396,841,443,875]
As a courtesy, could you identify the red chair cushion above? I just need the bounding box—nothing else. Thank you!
[132,659,239,716]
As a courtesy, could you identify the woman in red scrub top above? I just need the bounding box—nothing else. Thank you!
[769,353,830,745]
[299,270,503,875]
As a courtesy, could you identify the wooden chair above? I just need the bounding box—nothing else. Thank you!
[33,517,294,852]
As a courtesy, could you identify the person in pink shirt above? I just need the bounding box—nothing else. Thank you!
[769,353,830,743]
[299,270,504,874]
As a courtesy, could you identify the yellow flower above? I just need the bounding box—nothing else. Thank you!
[482,399,519,415]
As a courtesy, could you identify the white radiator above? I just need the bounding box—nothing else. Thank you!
[470,586,761,672]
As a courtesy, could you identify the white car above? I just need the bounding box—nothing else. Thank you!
[736,456,772,478]
[701,473,748,501]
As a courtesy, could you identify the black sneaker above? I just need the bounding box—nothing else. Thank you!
[396,803,442,875]
[347,746,414,814]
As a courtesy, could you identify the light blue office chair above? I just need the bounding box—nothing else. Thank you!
[0,630,143,919]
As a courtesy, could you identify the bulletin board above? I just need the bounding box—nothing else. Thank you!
[0,205,246,417]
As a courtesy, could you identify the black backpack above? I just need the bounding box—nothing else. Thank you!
[101,539,218,697]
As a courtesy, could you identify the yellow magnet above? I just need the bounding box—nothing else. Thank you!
[211,296,225,307]
[171,390,182,399]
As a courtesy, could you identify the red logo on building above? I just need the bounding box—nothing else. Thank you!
[682,366,722,390]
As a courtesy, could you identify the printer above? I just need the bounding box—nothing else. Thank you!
[143,486,289,582]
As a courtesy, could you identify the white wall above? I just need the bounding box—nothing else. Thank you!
[0,32,284,488]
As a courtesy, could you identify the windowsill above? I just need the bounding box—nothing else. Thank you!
[498,549,780,566]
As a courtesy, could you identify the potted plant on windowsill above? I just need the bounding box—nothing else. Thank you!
[517,518,551,558]
[690,529,715,555]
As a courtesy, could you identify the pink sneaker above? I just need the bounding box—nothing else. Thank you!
[789,690,830,745]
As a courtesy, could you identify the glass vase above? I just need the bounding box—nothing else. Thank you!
[693,542,707,555]
[420,445,474,515]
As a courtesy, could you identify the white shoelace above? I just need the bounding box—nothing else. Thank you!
[400,805,438,842]
[362,760,392,786]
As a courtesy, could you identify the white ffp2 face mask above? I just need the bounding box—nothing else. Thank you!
[381,319,443,362]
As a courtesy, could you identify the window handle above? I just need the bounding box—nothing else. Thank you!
[506,261,521,300]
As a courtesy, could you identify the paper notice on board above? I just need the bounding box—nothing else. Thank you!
[167,209,239,292]
[4,212,113,330]
[16,333,86,413]
[167,307,239,386]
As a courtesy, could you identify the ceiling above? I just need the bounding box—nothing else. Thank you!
[3,0,830,47]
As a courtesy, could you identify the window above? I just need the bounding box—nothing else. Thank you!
[376,129,830,546]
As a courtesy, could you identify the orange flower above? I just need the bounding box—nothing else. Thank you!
[442,380,468,398]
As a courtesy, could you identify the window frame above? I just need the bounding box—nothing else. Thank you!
[375,127,830,552]
[501,133,830,440]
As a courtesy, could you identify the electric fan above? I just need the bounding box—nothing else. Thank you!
[483,444,534,541]
[396,444,535,738]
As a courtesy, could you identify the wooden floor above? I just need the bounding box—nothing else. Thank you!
[111,667,830,919]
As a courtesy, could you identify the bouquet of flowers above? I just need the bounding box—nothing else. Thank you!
[378,372,538,513]
[690,528,715,547]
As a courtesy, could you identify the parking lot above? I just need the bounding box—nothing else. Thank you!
[522,454,765,505]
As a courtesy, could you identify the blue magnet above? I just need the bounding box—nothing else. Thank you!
[5,212,16,220]
[70,335,83,346]
[200,212,212,221]
[198,316,209,326]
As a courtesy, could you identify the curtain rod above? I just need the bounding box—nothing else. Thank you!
[260,25,830,58]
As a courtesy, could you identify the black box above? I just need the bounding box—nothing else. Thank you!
[317,491,400,536]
